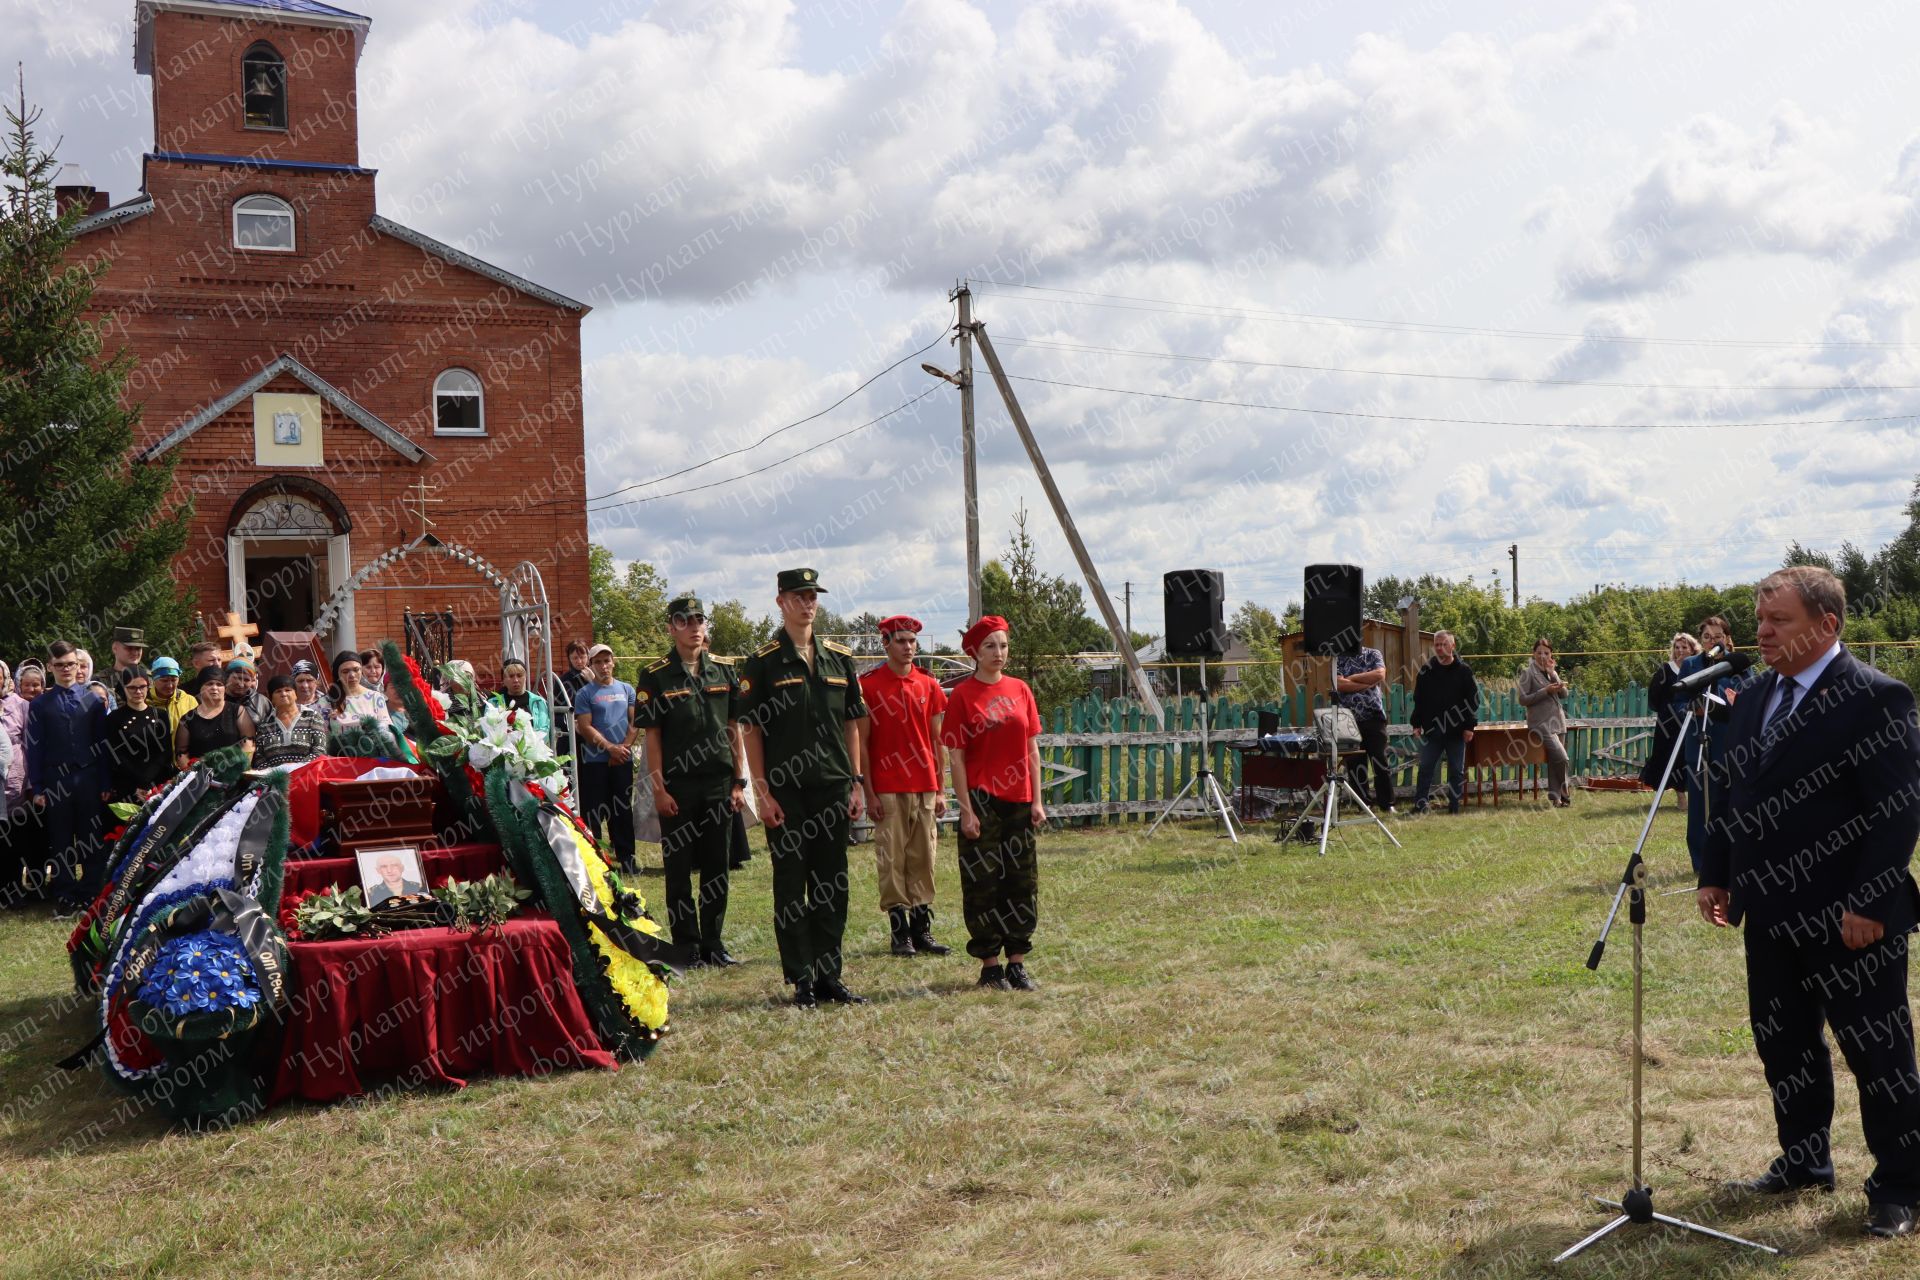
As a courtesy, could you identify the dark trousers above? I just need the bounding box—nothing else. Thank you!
[1354,714,1395,810]
[1412,734,1467,812]
[1745,926,1920,1205]
[41,771,103,910]
[659,783,732,955]
[579,761,635,868]
[959,791,1038,960]
[2,802,45,906]
[767,785,851,985]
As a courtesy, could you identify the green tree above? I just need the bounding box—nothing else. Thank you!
[585,546,669,678]
[0,81,193,658]
[1229,600,1287,703]
[706,598,771,658]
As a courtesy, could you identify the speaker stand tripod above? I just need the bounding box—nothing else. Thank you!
[1279,734,1401,857]
[1147,657,1240,842]
[1552,716,1777,1263]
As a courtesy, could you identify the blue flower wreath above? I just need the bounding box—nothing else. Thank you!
[136,930,262,1019]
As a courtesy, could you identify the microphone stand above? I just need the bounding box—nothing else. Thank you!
[1553,696,1778,1263]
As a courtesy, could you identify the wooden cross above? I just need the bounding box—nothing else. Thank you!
[407,477,443,533]
[214,611,260,662]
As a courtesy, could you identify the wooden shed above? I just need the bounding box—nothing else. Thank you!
[1278,615,1437,706]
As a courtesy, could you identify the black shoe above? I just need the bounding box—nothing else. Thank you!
[1447,804,1460,815]
[888,907,916,957]
[1727,1165,1835,1196]
[813,977,867,1005]
[703,948,740,968]
[791,980,816,1008]
[1409,802,1429,816]
[1868,1203,1916,1238]
[909,906,951,956]
[977,964,1011,991]
[619,857,641,876]
[1005,961,1037,991]
[683,951,708,970]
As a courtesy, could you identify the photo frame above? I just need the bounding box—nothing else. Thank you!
[357,844,425,908]
[272,411,302,445]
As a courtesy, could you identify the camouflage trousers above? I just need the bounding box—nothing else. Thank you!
[958,791,1038,960]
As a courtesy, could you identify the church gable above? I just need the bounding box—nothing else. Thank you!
[138,353,428,463]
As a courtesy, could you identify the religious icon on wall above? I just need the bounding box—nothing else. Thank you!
[359,845,425,907]
[273,412,302,446]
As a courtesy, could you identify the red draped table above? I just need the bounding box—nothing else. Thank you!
[267,841,617,1105]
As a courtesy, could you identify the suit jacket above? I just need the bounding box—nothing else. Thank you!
[1700,647,1920,942]
[1514,663,1566,735]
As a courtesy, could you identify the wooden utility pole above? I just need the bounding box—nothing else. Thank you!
[1509,543,1519,608]
[969,321,1166,725]
[954,284,981,621]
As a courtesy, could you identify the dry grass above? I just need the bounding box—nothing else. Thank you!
[2,793,1916,1278]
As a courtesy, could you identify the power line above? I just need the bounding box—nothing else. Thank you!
[1001,373,1919,430]
[995,335,1920,393]
[585,386,942,518]
[583,318,954,505]
[971,281,1920,350]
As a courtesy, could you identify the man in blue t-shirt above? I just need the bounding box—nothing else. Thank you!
[572,643,639,873]
[1334,644,1396,813]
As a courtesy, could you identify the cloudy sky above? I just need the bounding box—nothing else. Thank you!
[16,0,1920,641]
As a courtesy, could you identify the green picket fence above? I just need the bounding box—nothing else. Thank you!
[1038,684,1656,824]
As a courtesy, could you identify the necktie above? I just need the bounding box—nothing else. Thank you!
[1762,677,1797,746]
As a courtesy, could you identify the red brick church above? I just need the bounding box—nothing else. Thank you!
[64,0,590,672]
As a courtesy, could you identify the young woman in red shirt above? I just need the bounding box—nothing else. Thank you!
[942,616,1047,991]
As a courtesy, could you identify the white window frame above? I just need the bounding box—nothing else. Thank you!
[433,368,486,436]
[233,194,295,253]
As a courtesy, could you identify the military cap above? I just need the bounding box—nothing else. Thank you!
[667,594,707,619]
[113,625,145,646]
[776,567,827,593]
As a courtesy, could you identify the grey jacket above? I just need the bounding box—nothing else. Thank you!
[1515,662,1567,735]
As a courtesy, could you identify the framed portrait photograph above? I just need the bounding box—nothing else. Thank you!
[273,411,302,445]
[358,845,425,907]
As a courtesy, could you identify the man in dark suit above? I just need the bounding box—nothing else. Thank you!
[1699,565,1920,1238]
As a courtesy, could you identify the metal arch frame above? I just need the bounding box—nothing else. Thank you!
[500,560,555,748]
[311,532,514,639]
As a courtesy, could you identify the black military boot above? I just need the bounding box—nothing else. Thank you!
[888,907,916,956]
[908,905,951,955]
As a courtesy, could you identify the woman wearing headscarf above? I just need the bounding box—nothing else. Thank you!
[175,665,255,768]
[328,650,389,726]
[291,659,330,716]
[489,657,552,735]
[1640,632,1699,792]
[941,616,1047,992]
[101,666,174,802]
[254,674,328,769]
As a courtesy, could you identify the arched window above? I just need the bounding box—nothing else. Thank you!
[233,194,295,251]
[434,369,485,435]
[242,43,287,130]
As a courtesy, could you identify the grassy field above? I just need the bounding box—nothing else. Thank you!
[1,791,1915,1278]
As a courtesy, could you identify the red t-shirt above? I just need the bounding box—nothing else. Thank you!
[940,674,1041,803]
[857,664,949,793]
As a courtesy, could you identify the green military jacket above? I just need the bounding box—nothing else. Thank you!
[635,650,740,787]
[739,630,868,789]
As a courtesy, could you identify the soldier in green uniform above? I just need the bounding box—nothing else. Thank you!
[739,567,870,1007]
[638,595,745,968]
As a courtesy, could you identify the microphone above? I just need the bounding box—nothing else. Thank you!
[1672,661,1733,696]
[1701,644,1755,673]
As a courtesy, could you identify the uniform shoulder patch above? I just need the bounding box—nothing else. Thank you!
[644,657,670,673]
[710,655,738,666]
[823,640,854,655]
[753,640,781,657]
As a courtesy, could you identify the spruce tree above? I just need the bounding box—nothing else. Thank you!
[0,77,193,661]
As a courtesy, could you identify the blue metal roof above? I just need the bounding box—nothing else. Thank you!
[191,0,370,19]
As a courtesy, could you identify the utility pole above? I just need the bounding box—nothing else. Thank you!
[1508,543,1519,608]
[969,321,1166,726]
[1122,581,1132,641]
[954,284,981,621]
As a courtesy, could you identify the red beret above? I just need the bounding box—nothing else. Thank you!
[877,615,923,636]
[961,615,1009,657]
